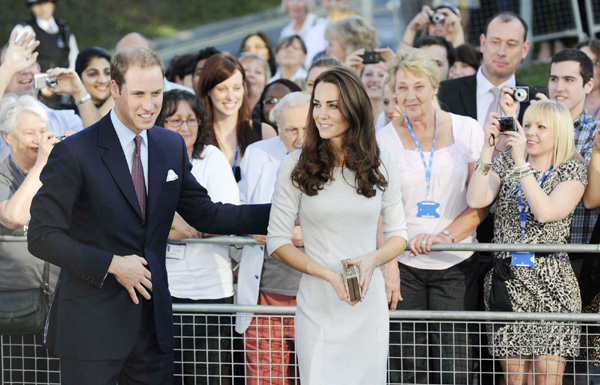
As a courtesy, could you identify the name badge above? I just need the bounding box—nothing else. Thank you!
[166,243,186,260]
[417,200,440,218]
[511,252,535,267]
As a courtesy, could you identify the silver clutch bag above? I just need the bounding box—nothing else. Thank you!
[339,259,361,302]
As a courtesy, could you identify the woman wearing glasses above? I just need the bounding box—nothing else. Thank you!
[156,90,240,384]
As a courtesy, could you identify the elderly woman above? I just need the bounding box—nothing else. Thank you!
[279,0,318,43]
[239,52,271,113]
[0,94,60,303]
[468,100,586,385]
[325,16,377,65]
[376,48,485,384]
[271,35,307,85]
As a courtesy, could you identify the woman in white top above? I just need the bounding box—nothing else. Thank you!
[279,0,319,43]
[376,48,485,384]
[267,66,408,384]
[270,35,307,85]
[156,90,240,384]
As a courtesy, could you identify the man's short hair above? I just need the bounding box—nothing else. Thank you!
[551,48,594,85]
[484,11,529,42]
[414,35,456,67]
[165,53,197,82]
[111,47,165,92]
[193,47,221,71]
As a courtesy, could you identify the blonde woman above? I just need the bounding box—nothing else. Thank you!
[467,100,586,385]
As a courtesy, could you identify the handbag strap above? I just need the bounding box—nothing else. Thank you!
[41,262,50,295]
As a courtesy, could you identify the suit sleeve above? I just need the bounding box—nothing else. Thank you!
[176,138,271,235]
[27,142,114,288]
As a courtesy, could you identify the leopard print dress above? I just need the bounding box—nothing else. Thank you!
[483,151,587,357]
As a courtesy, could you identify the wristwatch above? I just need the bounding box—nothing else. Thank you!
[75,93,91,106]
[441,230,455,243]
[475,160,491,176]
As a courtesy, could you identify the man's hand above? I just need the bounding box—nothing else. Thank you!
[45,67,88,100]
[108,254,152,304]
[1,32,39,78]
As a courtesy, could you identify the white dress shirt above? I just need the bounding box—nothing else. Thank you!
[476,67,516,129]
[110,109,148,192]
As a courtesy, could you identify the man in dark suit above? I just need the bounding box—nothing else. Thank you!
[437,11,531,127]
[27,47,270,385]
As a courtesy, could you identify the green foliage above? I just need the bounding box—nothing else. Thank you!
[516,62,551,87]
[0,0,280,51]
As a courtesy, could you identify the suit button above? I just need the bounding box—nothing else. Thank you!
[138,222,144,228]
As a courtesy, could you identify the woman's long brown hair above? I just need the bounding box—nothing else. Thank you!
[291,66,387,197]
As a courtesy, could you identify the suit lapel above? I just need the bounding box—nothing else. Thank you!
[98,116,144,221]
[147,129,166,221]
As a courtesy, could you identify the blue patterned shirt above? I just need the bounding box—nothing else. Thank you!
[570,111,599,244]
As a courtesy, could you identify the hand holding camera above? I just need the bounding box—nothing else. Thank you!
[43,67,89,101]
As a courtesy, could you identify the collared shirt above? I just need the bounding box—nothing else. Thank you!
[110,109,149,192]
[476,67,516,128]
[570,110,599,244]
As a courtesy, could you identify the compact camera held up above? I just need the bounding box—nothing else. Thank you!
[427,9,445,24]
[33,73,58,89]
[509,86,529,103]
[498,116,517,133]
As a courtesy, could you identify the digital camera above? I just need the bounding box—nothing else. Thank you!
[33,73,58,89]
[498,116,516,133]
[510,86,529,103]
[427,10,445,24]
[361,51,383,64]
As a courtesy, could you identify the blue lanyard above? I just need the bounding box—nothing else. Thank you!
[593,105,600,120]
[231,143,240,176]
[517,165,553,238]
[404,109,437,200]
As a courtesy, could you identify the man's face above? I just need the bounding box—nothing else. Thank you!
[279,103,309,153]
[30,2,55,20]
[5,64,40,97]
[420,44,450,81]
[192,59,206,90]
[549,60,593,117]
[111,65,164,134]
[480,18,530,84]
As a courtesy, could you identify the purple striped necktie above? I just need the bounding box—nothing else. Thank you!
[133,135,147,221]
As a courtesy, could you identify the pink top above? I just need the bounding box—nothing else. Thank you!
[376,113,483,269]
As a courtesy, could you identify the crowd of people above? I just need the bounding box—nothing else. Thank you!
[1,0,600,384]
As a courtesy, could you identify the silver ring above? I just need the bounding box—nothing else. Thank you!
[420,239,427,244]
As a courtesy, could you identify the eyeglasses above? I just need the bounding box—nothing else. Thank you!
[164,119,200,128]
[243,44,268,52]
[263,97,279,106]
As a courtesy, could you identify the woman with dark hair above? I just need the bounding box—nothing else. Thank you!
[156,90,240,384]
[304,54,341,94]
[75,47,112,109]
[254,78,302,129]
[266,66,408,383]
[239,32,277,77]
[449,43,481,79]
[197,53,276,181]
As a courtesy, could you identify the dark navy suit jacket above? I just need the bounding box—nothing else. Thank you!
[27,114,270,360]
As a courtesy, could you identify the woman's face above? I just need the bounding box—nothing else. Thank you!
[312,81,349,147]
[276,38,306,69]
[4,111,46,167]
[449,60,477,80]
[326,38,346,63]
[523,118,556,160]
[208,70,245,120]
[361,63,386,101]
[81,57,111,105]
[262,83,293,126]
[382,84,401,124]
[163,100,199,157]
[243,35,270,61]
[306,66,329,95]
[241,59,267,99]
[286,0,308,20]
[394,68,437,119]
[580,46,600,91]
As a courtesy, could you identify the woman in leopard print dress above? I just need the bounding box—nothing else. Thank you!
[467,100,587,385]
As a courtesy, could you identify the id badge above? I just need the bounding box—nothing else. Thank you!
[511,252,535,267]
[166,243,186,260]
[417,200,440,218]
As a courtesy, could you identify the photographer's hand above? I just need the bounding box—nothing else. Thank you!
[500,86,520,118]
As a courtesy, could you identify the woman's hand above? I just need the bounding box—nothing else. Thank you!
[45,67,88,100]
[347,251,379,301]
[326,270,355,306]
[376,47,395,63]
[407,6,432,32]
[484,113,502,149]
[499,86,520,118]
[408,233,443,257]
[344,48,365,75]
[34,132,59,168]
[443,10,465,46]
[251,234,267,245]
[170,213,200,240]
[503,119,527,165]
[381,259,402,310]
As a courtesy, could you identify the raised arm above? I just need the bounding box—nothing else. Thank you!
[0,32,39,99]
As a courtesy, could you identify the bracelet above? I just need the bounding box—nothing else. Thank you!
[518,168,535,178]
[441,230,455,243]
[475,160,491,176]
[512,162,530,171]
[75,93,91,106]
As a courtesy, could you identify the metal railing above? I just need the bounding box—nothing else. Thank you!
[1,237,600,384]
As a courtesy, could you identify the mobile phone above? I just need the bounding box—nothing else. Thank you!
[362,51,383,64]
[532,85,549,100]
